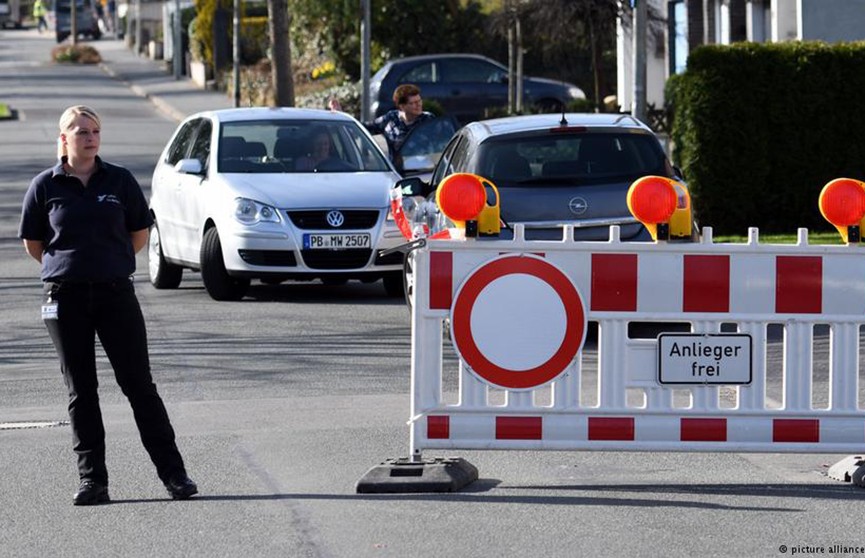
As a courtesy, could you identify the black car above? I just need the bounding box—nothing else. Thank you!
[369,53,586,124]
[399,112,694,242]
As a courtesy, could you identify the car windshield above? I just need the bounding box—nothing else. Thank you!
[218,120,391,174]
[478,132,669,186]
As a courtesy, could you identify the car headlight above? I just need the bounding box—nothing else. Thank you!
[568,86,585,99]
[234,198,281,224]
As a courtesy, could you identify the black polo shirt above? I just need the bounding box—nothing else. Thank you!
[18,156,154,282]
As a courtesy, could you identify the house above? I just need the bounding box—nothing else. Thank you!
[616,0,865,115]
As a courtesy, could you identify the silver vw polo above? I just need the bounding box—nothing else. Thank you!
[148,107,406,301]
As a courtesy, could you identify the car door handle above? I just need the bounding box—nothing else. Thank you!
[451,89,461,96]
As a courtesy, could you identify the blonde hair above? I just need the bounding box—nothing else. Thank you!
[57,105,101,158]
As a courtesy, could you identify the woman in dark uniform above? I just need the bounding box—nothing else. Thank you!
[18,105,197,506]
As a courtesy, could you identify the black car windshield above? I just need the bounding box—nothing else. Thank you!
[478,132,669,186]
[218,120,391,174]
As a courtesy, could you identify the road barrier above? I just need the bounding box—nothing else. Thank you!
[409,225,865,459]
[357,176,865,492]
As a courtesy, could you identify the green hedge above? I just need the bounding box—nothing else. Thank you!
[670,41,865,235]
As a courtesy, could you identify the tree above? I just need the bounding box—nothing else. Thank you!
[524,0,620,110]
[268,0,294,106]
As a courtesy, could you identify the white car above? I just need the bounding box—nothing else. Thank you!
[148,107,407,301]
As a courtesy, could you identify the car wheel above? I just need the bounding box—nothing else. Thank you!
[148,221,183,289]
[200,227,250,301]
[853,465,865,488]
[383,271,404,298]
[402,251,415,312]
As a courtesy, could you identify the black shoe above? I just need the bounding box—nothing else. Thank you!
[164,475,198,500]
[73,480,110,506]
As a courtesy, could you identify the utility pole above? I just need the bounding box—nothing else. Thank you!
[233,0,240,107]
[515,15,523,114]
[360,0,370,121]
[632,0,647,123]
[506,1,516,114]
[135,0,142,55]
[173,0,182,79]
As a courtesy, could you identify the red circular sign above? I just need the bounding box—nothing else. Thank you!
[451,255,586,390]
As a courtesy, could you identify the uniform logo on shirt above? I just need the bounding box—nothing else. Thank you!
[97,194,121,205]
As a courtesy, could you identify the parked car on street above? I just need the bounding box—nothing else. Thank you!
[148,107,408,301]
[0,0,22,28]
[49,0,101,42]
[369,53,586,124]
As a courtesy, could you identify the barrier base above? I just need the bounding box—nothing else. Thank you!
[356,457,478,493]
[827,455,865,487]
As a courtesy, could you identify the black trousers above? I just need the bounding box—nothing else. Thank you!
[43,279,186,486]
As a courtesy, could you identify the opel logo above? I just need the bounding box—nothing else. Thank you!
[568,197,588,216]
[326,210,345,228]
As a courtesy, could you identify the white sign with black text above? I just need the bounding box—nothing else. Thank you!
[658,333,752,385]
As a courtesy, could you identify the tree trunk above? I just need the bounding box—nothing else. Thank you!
[268,0,294,107]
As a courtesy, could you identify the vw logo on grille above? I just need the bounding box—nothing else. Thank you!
[568,196,588,216]
[326,210,345,228]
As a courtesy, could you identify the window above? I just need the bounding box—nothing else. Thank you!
[399,62,436,84]
[441,59,504,83]
[430,134,463,187]
[188,119,212,168]
[478,133,667,185]
[218,120,390,174]
[165,119,199,165]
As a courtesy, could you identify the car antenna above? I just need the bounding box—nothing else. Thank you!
[559,78,568,126]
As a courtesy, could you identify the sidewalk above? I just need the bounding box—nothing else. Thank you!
[96,39,234,122]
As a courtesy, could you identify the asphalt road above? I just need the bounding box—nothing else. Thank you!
[1,28,864,558]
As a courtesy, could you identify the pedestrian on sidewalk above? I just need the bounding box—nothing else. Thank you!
[18,105,198,506]
[33,0,48,33]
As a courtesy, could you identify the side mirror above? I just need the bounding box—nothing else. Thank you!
[175,158,204,175]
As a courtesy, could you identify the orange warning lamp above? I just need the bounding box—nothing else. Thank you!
[436,173,487,232]
[627,176,679,240]
[819,178,865,243]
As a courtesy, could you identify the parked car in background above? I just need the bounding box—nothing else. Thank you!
[149,107,408,301]
[0,0,22,28]
[369,53,586,124]
[401,112,694,242]
[49,0,101,42]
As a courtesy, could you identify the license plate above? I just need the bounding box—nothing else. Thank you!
[303,233,371,250]
[658,333,752,385]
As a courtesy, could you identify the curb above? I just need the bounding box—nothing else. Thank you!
[98,61,186,123]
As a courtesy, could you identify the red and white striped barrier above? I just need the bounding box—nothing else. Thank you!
[408,225,865,457]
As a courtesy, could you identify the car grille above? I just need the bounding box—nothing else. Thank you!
[238,250,297,267]
[301,249,373,270]
[287,210,380,230]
